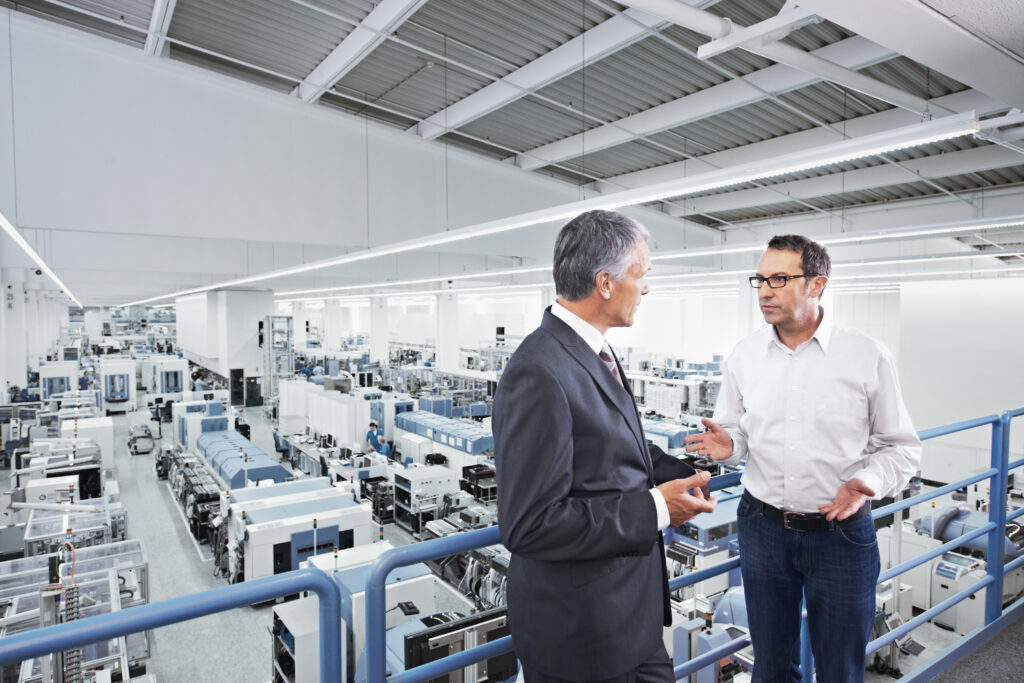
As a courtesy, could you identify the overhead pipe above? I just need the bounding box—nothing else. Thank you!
[621,0,932,116]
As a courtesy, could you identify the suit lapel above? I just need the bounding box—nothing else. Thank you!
[540,310,653,479]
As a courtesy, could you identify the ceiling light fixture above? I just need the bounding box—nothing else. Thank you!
[275,265,552,297]
[119,113,980,307]
[1,210,83,308]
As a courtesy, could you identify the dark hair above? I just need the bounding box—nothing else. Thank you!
[767,235,831,279]
[553,210,649,301]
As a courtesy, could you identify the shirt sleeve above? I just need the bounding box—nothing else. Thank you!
[849,351,922,499]
[650,488,670,530]
[712,357,747,466]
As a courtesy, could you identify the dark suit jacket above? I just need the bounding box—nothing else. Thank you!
[493,308,696,680]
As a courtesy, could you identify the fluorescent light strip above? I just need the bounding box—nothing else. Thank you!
[276,265,551,297]
[835,266,1024,280]
[278,282,550,304]
[653,215,1024,263]
[1,210,82,307]
[120,113,981,307]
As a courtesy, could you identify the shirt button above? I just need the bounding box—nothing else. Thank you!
[793,357,800,362]
[789,415,798,421]
[791,385,798,390]
[789,476,794,481]
[789,445,796,450]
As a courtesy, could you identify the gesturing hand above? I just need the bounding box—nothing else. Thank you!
[818,478,876,521]
[682,419,734,461]
[657,471,717,527]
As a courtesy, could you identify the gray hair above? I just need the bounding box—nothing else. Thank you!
[553,210,649,301]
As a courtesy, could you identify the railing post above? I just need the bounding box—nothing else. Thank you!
[985,415,1009,624]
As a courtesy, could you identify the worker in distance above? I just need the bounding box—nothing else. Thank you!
[684,234,921,682]
[494,209,716,682]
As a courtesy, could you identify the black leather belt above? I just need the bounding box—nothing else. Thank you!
[742,491,869,532]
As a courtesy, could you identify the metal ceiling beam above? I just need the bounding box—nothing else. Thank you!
[665,144,1024,217]
[511,36,895,170]
[144,0,177,57]
[293,0,428,103]
[696,3,822,60]
[623,0,931,114]
[409,7,668,139]
[594,89,1005,191]
[797,0,1024,110]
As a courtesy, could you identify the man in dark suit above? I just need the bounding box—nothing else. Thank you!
[493,210,717,683]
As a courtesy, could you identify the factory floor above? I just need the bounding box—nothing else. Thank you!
[8,400,1014,682]
[114,403,284,683]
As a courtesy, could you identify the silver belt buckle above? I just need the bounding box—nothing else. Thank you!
[783,511,806,532]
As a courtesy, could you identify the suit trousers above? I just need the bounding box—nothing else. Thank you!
[521,642,673,683]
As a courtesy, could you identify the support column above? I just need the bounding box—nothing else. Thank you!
[24,287,42,371]
[368,296,388,365]
[322,301,343,350]
[2,269,28,388]
[435,291,459,371]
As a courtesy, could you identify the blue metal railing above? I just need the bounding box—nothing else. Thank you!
[364,473,743,683]
[0,567,343,683]
[0,411,1019,683]
[364,408,1024,683]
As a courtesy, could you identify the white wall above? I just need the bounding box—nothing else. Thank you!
[830,291,901,362]
[608,293,740,363]
[216,290,272,379]
[175,292,218,361]
[900,279,1024,479]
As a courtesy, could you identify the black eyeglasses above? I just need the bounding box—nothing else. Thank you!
[749,274,817,289]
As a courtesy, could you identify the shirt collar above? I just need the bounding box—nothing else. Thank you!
[765,306,833,354]
[551,300,606,355]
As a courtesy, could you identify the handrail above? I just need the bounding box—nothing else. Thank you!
[3,410,1021,683]
[364,469,744,682]
[0,567,343,683]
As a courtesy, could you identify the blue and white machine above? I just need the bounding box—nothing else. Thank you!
[667,492,742,599]
[230,489,378,582]
[99,358,136,415]
[39,361,79,400]
[196,431,291,489]
[172,400,229,451]
[148,357,188,405]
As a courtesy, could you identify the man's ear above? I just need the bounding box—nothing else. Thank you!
[596,271,613,300]
[811,275,828,298]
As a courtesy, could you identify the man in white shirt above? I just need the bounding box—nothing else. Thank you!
[494,210,716,682]
[684,234,921,682]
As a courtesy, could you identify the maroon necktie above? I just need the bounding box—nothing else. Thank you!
[599,347,623,386]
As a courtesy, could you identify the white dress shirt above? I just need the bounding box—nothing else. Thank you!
[551,301,672,530]
[713,308,921,513]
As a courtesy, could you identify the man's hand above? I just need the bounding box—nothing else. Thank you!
[683,419,734,461]
[657,471,717,527]
[818,478,876,521]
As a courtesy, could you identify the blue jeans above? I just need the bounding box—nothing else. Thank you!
[737,494,879,683]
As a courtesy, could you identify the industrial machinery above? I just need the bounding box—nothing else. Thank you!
[98,357,136,415]
[196,431,291,489]
[23,501,128,556]
[356,608,517,683]
[393,466,459,534]
[127,425,155,456]
[147,357,187,406]
[0,540,152,681]
[171,399,230,451]
[667,494,741,602]
[261,315,295,409]
[226,490,378,584]
[39,362,79,400]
